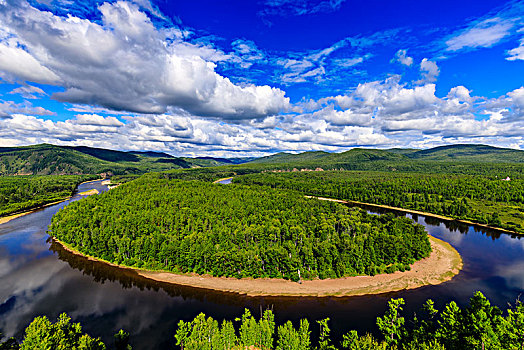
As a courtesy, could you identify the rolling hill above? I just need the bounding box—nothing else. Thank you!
[247,144,524,167]
[405,144,524,163]
[0,144,193,176]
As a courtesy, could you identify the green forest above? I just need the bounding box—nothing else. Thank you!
[2,292,523,350]
[48,174,431,280]
[233,171,524,233]
[0,175,97,217]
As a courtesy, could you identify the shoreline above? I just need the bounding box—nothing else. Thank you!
[212,176,234,184]
[0,178,102,225]
[0,198,72,225]
[306,196,521,236]
[52,235,462,297]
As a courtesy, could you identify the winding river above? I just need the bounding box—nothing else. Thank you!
[1,180,524,348]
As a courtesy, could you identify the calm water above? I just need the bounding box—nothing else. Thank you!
[1,180,524,348]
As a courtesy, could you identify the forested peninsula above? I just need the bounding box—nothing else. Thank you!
[0,175,97,222]
[48,174,434,284]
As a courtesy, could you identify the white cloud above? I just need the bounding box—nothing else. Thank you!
[508,87,524,108]
[507,37,524,61]
[392,49,413,66]
[72,114,125,127]
[0,100,55,116]
[0,37,60,84]
[0,1,289,119]
[3,80,524,157]
[418,58,440,83]
[9,85,46,99]
[445,18,514,51]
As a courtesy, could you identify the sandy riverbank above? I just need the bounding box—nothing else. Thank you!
[53,235,462,297]
[212,176,234,184]
[79,189,99,196]
[0,198,72,225]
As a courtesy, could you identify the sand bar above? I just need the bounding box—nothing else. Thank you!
[53,235,462,297]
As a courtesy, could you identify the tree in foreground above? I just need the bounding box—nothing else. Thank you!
[19,313,106,350]
[3,292,524,349]
[173,291,524,350]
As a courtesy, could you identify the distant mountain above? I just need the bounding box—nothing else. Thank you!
[64,146,140,162]
[323,148,407,163]
[249,151,330,164]
[248,149,404,166]
[182,156,256,167]
[128,151,175,159]
[2,143,523,176]
[406,144,524,163]
[0,144,192,176]
[246,144,524,167]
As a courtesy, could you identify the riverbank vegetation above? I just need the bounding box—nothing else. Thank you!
[174,291,524,350]
[0,175,97,218]
[2,292,523,350]
[48,174,431,280]
[233,171,524,233]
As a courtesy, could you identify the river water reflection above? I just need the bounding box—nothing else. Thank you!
[1,180,524,348]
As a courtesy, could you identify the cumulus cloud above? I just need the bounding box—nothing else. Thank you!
[3,79,524,156]
[445,18,514,51]
[418,58,440,83]
[392,49,413,66]
[0,1,289,119]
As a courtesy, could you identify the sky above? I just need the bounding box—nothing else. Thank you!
[0,0,523,157]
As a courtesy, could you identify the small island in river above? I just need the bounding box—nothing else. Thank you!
[48,173,462,296]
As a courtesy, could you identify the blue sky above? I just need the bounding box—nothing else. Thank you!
[0,0,523,156]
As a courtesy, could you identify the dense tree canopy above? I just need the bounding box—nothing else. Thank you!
[234,171,524,233]
[49,174,431,280]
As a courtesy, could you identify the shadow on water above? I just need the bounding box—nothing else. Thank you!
[1,180,524,349]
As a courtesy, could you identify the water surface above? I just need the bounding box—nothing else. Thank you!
[1,180,523,348]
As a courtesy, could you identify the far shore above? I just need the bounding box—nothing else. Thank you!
[0,198,72,225]
[306,196,522,236]
[52,235,462,297]
[212,176,234,184]
[0,178,102,225]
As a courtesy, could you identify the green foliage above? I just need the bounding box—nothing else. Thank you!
[316,318,336,350]
[175,309,273,350]
[276,319,310,350]
[49,175,431,280]
[341,332,387,350]
[173,292,524,350]
[376,298,405,347]
[114,329,132,350]
[19,313,105,350]
[234,171,524,233]
[0,333,18,350]
[5,292,524,349]
[0,175,96,217]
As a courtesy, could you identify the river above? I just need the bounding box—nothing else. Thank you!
[1,180,524,348]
